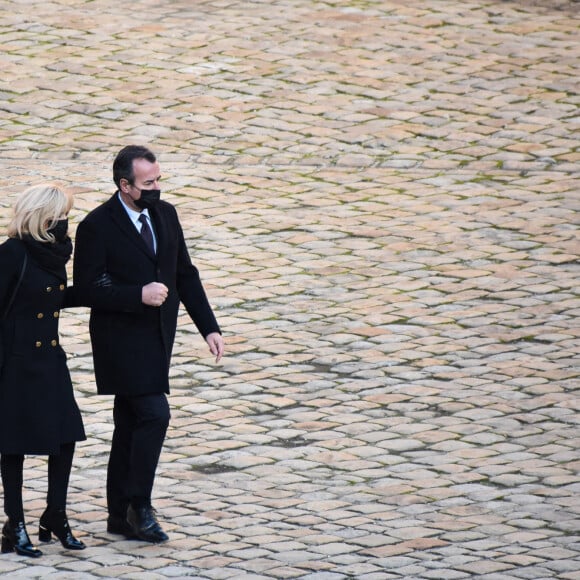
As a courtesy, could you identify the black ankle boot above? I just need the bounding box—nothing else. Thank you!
[38,507,85,550]
[1,520,42,557]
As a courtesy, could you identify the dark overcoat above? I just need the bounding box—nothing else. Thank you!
[73,193,220,396]
[0,238,86,455]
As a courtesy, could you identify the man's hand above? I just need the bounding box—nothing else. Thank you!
[206,332,224,363]
[142,282,168,307]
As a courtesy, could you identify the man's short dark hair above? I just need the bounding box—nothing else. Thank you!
[113,145,157,189]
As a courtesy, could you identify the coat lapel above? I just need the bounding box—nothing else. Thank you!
[148,205,165,260]
[107,194,157,261]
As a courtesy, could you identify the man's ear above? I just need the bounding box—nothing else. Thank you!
[119,178,130,193]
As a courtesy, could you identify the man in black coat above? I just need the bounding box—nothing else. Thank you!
[73,145,224,543]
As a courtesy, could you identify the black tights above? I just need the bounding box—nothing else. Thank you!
[1,442,75,521]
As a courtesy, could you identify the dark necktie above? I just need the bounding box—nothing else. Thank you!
[138,214,155,254]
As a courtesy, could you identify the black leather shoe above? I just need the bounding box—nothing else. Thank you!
[38,507,86,550]
[126,506,168,543]
[1,520,42,558]
[106,515,135,538]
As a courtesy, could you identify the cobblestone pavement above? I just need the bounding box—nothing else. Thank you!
[0,0,579,578]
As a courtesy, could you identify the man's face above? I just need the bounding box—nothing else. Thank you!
[120,158,162,211]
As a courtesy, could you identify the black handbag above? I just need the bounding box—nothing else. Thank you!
[0,249,28,374]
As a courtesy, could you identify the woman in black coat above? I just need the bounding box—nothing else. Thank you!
[0,184,86,557]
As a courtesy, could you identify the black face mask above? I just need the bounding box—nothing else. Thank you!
[134,188,161,210]
[48,218,69,242]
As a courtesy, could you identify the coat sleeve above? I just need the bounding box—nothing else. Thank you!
[173,215,221,338]
[73,218,144,312]
[63,286,82,308]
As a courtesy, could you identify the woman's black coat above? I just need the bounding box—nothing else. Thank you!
[0,238,86,455]
[73,194,220,397]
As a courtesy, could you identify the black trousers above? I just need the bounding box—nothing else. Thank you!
[1,442,75,521]
[107,393,170,518]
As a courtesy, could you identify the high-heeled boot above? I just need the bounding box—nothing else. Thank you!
[1,520,42,557]
[38,507,85,550]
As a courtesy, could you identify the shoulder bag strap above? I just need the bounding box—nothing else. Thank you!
[3,250,28,320]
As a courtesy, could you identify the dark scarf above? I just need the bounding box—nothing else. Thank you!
[21,235,72,281]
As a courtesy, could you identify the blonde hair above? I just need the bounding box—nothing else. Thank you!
[7,184,73,242]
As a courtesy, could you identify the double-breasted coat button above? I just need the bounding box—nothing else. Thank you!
[46,286,53,292]
[53,312,59,318]
[51,340,57,347]
[59,284,65,291]
[35,341,42,348]
[37,313,44,319]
